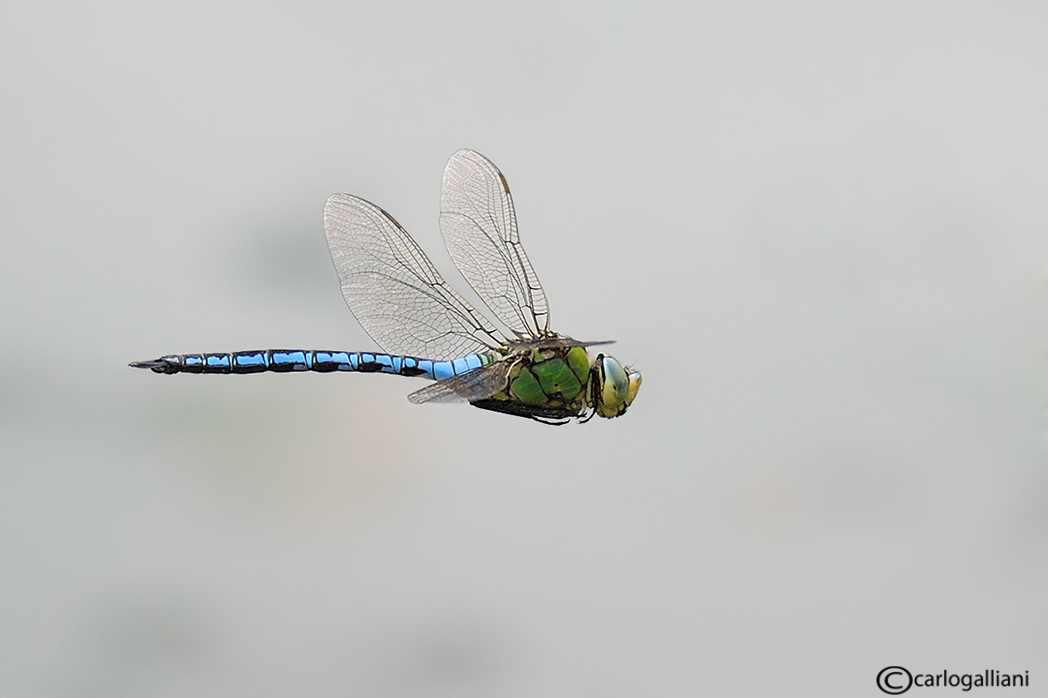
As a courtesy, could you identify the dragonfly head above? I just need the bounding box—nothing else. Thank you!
[589,354,642,419]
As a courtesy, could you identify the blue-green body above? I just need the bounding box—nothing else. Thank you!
[131,150,640,424]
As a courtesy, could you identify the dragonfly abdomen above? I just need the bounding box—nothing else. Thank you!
[130,350,492,379]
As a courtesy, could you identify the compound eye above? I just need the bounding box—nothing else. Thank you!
[600,355,629,409]
[625,371,642,407]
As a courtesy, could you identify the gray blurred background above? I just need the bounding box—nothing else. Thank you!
[2,1,1046,696]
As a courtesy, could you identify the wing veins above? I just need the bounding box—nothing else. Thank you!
[440,150,551,340]
[324,192,507,359]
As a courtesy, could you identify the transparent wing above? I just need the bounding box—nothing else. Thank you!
[407,361,511,404]
[324,194,507,360]
[440,149,551,339]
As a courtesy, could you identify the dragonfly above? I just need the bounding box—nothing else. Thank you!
[131,150,641,424]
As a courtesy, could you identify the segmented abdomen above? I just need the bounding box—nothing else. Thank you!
[133,350,490,378]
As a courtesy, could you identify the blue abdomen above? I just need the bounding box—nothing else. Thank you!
[131,350,491,379]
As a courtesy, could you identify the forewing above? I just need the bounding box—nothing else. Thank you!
[406,361,511,404]
[440,150,550,339]
[324,194,507,360]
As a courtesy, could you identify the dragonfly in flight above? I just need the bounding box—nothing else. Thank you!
[132,150,641,424]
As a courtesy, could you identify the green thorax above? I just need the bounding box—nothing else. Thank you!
[491,345,591,412]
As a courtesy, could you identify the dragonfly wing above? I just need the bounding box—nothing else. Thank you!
[325,193,508,361]
[407,361,511,404]
[440,150,550,339]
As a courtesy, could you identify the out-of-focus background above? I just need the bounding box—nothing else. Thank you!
[2,2,1046,695]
